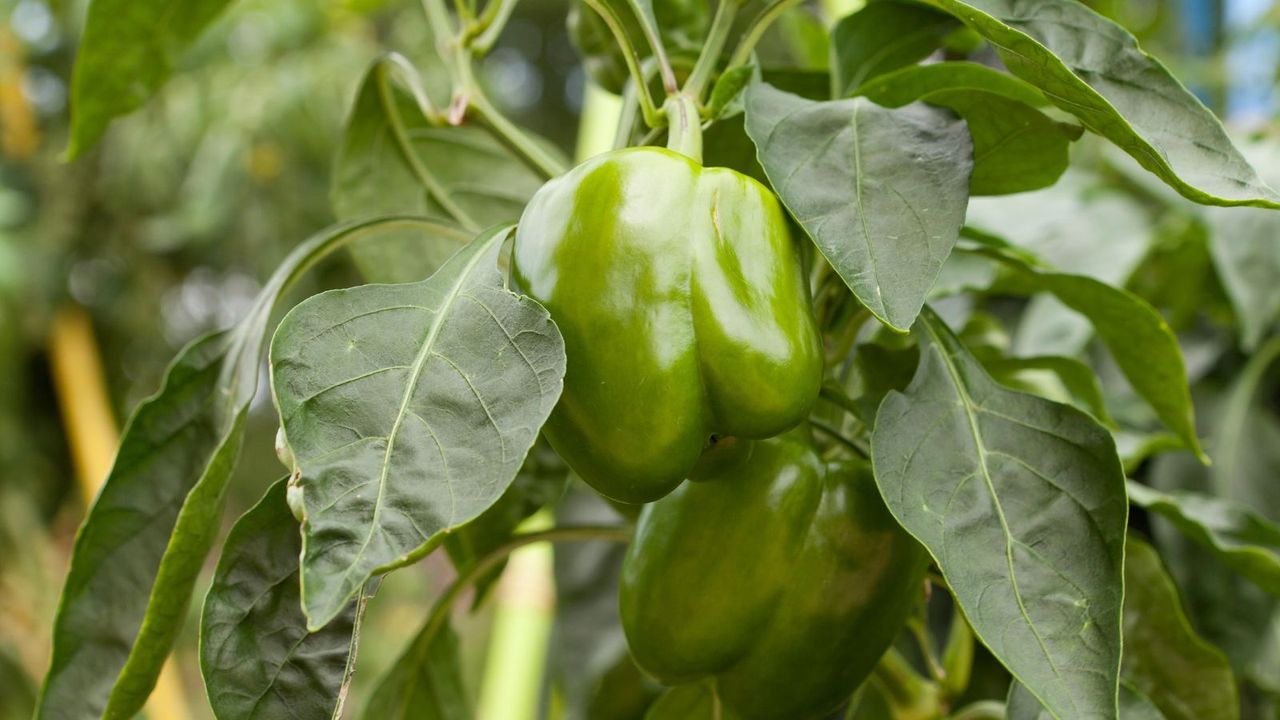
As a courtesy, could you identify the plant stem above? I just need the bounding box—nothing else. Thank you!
[421,0,457,43]
[810,418,869,459]
[626,0,678,93]
[663,94,702,161]
[471,0,520,54]
[683,0,739,101]
[581,0,662,127]
[727,0,807,69]
[949,701,1006,720]
[468,87,568,178]
[907,617,947,685]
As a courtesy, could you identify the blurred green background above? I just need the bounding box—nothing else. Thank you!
[1,0,1279,718]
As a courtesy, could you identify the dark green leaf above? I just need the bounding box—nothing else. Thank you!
[1130,484,1280,598]
[1122,536,1239,720]
[360,617,471,720]
[831,1,962,97]
[856,62,1047,109]
[745,82,973,331]
[36,217,453,720]
[66,0,236,157]
[922,0,1280,208]
[1007,679,1163,719]
[201,479,374,720]
[872,308,1126,720]
[271,226,567,627]
[333,56,548,282]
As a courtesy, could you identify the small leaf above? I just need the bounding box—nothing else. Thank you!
[271,225,566,627]
[1129,483,1280,597]
[361,617,472,720]
[831,1,962,97]
[333,56,550,282]
[201,479,374,720]
[1122,536,1239,720]
[65,0,236,157]
[744,82,973,331]
[872,307,1126,720]
[923,0,1280,208]
[35,216,454,720]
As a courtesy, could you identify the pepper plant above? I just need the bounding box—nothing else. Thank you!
[32,0,1280,718]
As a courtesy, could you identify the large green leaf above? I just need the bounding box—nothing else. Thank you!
[744,82,973,331]
[1129,484,1280,598]
[271,225,566,628]
[830,0,961,97]
[360,616,471,720]
[1007,680,1163,719]
[65,0,237,158]
[35,216,454,720]
[201,479,374,720]
[1122,536,1239,720]
[922,0,1280,208]
[964,246,1202,459]
[854,62,1079,196]
[332,55,549,283]
[872,308,1126,720]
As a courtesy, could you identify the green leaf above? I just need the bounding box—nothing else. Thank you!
[35,216,454,720]
[201,479,374,720]
[1007,680,1164,719]
[872,308,1126,720]
[831,0,962,97]
[271,225,567,628]
[1122,536,1239,720]
[1129,484,1280,598]
[65,0,236,158]
[984,355,1115,426]
[333,56,548,283]
[921,0,1280,208]
[744,81,973,331]
[966,246,1202,459]
[361,617,472,720]
[855,61,1048,109]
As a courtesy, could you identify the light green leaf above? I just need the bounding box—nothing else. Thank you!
[65,0,237,158]
[36,216,452,720]
[1122,536,1239,720]
[984,355,1114,426]
[1007,680,1163,719]
[831,0,962,97]
[872,308,1126,720]
[271,226,566,628]
[333,55,549,283]
[922,0,1280,208]
[201,480,374,720]
[744,82,973,331]
[1130,483,1280,598]
[855,61,1048,108]
[361,616,472,720]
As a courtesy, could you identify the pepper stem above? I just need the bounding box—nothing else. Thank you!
[663,94,702,163]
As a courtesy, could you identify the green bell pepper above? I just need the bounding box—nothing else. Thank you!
[620,430,929,719]
[511,147,822,503]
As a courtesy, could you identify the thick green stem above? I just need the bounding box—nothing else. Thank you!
[683,0,739,101]
[663,94,702,162]
[727,0,807,68]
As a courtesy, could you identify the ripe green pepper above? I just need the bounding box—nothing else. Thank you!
[620,431,929,719]
[511,147,822,503]
[568,0,710,94]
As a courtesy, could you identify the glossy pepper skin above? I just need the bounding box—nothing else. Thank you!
[620,432,929,720]
[511,148,822,504]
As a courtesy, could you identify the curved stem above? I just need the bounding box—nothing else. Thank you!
[421,0,457,44]
[810,418,869,459]
[626,0,678,93]
[581,0,662,127]
[727,0,806,69]
[457,59,567,179]
[406,525,631,665]
[683,0,739,101]
[949,701,1006,720]
[613,76,642,149]
[663,94,702,162]
[471,0,519,54]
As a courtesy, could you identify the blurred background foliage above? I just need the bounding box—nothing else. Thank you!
[2,0,1280,718]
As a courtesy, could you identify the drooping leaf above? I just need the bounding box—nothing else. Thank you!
[831,1,962,97]
[1122,536,1239,720]
[65,0,237,158]
[984,355,1114,426]
[854,62,1078,195]
[35,216,455,720]
[1129,484,1280,598]
[872,307,1126,720]
[201,479,375,720]
[271,225,566,628]
[333,55,550,282]
[921,0,1280,208]
[360,616,472,720]
[744,82,973,331]
[1007,680,1164,719]
[963,245,1202,459]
